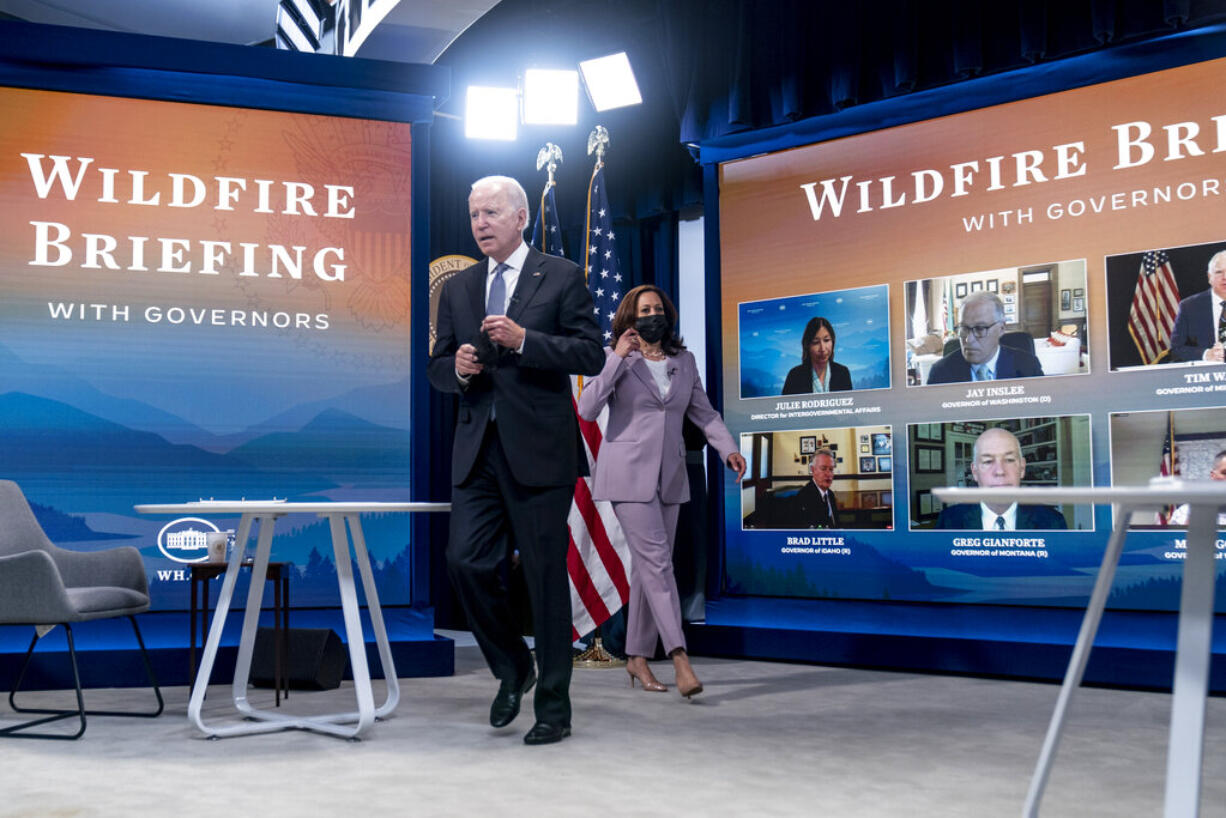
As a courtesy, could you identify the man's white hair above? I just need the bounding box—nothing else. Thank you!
[959,290,1005,324]
[471,175,529,215]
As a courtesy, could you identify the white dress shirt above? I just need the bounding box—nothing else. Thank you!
[981,502,1018,530]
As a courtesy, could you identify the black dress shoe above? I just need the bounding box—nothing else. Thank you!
[523,721,570,745]
[489,668,536,728]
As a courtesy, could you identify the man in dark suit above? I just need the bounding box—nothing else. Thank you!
[788,448,839,529]
[935,427,1067,530]
[427,175,603,745]
[1168,249,1226,364]
[926,292,1045,384]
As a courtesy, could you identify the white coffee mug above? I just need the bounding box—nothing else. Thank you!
[206,531,228,562]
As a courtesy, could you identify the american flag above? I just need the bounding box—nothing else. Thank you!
[531,171,631,639]
[1128,250,1181,365]
[583,164,624,346]
[1156,412,1180,525]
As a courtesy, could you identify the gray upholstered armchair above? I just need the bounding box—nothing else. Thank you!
[0,479,162,739]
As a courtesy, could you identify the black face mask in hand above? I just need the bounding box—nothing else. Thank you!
[472,329,501,369]
[635,314,669,345]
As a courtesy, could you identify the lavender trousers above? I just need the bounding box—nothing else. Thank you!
[613,498,684,657]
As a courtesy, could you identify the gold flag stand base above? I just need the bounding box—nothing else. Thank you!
[573,637,625,669]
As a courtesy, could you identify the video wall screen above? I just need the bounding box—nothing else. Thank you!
[717,55,1226,611]
[0,85,415,609]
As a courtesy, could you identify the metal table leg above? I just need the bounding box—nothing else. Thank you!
[1023,503,1136,817]
[187,513,259,736]
[345,512,400,717]
[185,510,397,740]
[1162,503,1219,817]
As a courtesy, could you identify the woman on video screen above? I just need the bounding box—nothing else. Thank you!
[782,316,852,394]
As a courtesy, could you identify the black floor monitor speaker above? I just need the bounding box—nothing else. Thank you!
[251,627,346,691]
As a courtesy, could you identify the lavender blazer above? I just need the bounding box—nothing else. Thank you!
[577,348,738,504]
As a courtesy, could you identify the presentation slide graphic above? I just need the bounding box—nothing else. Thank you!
[0,86,416,609]
[737,284,890,398]
[717,54,1226,610]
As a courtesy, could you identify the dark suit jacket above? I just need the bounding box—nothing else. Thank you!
[935,503,1068,530]
[1168,289,1218,363]
[926,345,1045,385]
[427,247,604,487]
[788,481,839,529]
[781,360,853,394]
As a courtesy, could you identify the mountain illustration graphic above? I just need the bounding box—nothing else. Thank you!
[0,340,217,447]
[29,500,134,542]
[207,378,411,452]
[0,342,408,453]
[728,537,945,599]
[228,408,410,482]
[0,392,336,511]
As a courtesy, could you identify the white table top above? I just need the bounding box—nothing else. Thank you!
[135,500,451,515]
[935,479,1226,510]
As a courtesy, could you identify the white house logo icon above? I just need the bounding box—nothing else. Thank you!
[157,517,220,564]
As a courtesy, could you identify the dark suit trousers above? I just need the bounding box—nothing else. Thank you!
[447,424,573,727]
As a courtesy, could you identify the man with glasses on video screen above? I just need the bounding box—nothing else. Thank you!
[926,291,1045,385]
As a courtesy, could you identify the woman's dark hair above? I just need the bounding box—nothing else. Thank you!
[611,284,686,355]
[799,316,836,367]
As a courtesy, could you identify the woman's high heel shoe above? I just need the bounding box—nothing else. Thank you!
[626,657,668,692]
[677,678,704,699]
[672,650,704,699]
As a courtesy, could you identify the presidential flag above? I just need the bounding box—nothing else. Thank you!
[1128,250,1181,365]
[562,162,632,639]
[530,182,564,257]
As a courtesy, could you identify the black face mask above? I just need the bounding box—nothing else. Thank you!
[635,314,669,345]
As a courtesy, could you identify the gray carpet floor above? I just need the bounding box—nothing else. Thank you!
[2,635,1224,817]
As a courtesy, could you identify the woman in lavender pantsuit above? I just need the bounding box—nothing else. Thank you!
[577,285,745,697]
